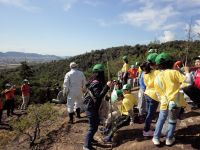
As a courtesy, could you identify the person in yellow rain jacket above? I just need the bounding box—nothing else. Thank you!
[103,84,137,143]
[152,53,190,146]
[121,56,129,85]
[143,53,160,137]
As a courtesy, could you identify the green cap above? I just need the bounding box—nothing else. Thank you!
[122,84,132,90]
[155,52,172,65]
[116,89,123,96]
[92,64,104,72]
[123,56,128,60]
[147,53,158,63]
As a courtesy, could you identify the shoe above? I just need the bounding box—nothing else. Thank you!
[91,139,98,144]
[143,130,154,137]
[83,146,95,150]
[152,138,160,145]
[103,135,112,143]
[166,137,175,146]
[99,127,109,135]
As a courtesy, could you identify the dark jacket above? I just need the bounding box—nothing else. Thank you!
[84,80,109,111]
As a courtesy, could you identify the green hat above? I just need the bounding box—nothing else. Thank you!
[116,89,123,96]
[92,64,104,72]
[147,53,158,63]
[123,56,128,60]
[155,52,172,65]
[122,84,132,90]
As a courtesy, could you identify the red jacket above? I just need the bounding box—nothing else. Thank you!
[21,84,30,96]
[0,99,3,110]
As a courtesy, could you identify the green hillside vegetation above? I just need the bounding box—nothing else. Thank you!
[0,40,200,104]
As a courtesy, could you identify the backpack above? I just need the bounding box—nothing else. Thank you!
[194,70,200,90]
[83,80,99,111]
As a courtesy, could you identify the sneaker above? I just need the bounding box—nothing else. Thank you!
[152,138,160,145]
[91,139,98,144]
[83,146,95,150]
[103,135,112,143]
[143,130,154,137]
[99,127,109,135]
[166,137,175,146]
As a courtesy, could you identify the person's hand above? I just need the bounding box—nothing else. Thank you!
[106,81,113,88]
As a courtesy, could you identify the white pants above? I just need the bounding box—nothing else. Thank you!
[67,92,83,113]
[21,96,30,110]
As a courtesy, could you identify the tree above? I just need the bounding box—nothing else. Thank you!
[11,103,58,148]
[19,61,33,80]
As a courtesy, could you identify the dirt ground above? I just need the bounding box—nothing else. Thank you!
[1,101,200,150]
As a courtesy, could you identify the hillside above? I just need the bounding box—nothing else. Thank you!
[0,51,63,64]
[0,40,200,103]
[1,93,199,150]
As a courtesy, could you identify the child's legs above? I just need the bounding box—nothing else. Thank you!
[153,110,168,140]
[166,108,181,139]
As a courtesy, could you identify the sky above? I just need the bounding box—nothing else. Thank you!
[0,0,200,56]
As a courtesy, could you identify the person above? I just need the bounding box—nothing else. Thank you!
[137,62,147,120]
[0,97,3,123]
[63,62,87,123]
[121,56,129,85]
[143,53,159,137]
[152,53,189,146]
[182,55,200,107]
[128,65,138,88]
[20,79,30,110]
[103,84,137,143]
[1,83,16,117]
[83,63,112,150]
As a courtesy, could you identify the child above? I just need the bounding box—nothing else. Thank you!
[103,84,137,143]
[143,53,160,137]
[152,53,189,146]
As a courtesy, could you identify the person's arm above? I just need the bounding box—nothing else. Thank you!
[63,74,70,96]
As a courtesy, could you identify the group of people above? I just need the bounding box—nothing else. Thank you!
[62,52,200,150]
[0,79,30,123]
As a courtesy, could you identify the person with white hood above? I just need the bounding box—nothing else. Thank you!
[63,62,87,124]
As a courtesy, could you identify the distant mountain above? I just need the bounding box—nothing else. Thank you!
[0,51,63,64]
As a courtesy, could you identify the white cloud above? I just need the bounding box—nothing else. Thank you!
[62,0,102,11]
[0,0,39,11]
[159,31,175,43]
[121,6,179,31]
[193,20,200,34]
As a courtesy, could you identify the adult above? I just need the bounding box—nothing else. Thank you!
[183,56,200,106]
[1,83,16,117]
[63,62,87,124]
[20,79,30,110]
[83,64,112,150]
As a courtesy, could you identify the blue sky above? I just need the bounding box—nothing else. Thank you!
[0,0,200,56]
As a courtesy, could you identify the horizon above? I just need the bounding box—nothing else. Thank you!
[0,0,200,56]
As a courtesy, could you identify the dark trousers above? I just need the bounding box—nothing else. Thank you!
[0,109,2,123]
[144,95,159,132]
[5,99,14,116]
[84,109,100,149]
[107,115,130,138]
[183,85,200,104]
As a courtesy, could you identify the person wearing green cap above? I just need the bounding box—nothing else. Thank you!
[83,63,112,150]
[142,54,160,137]
[152,53,190,146]
[121,56,129,85]
[103,84,137,143]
